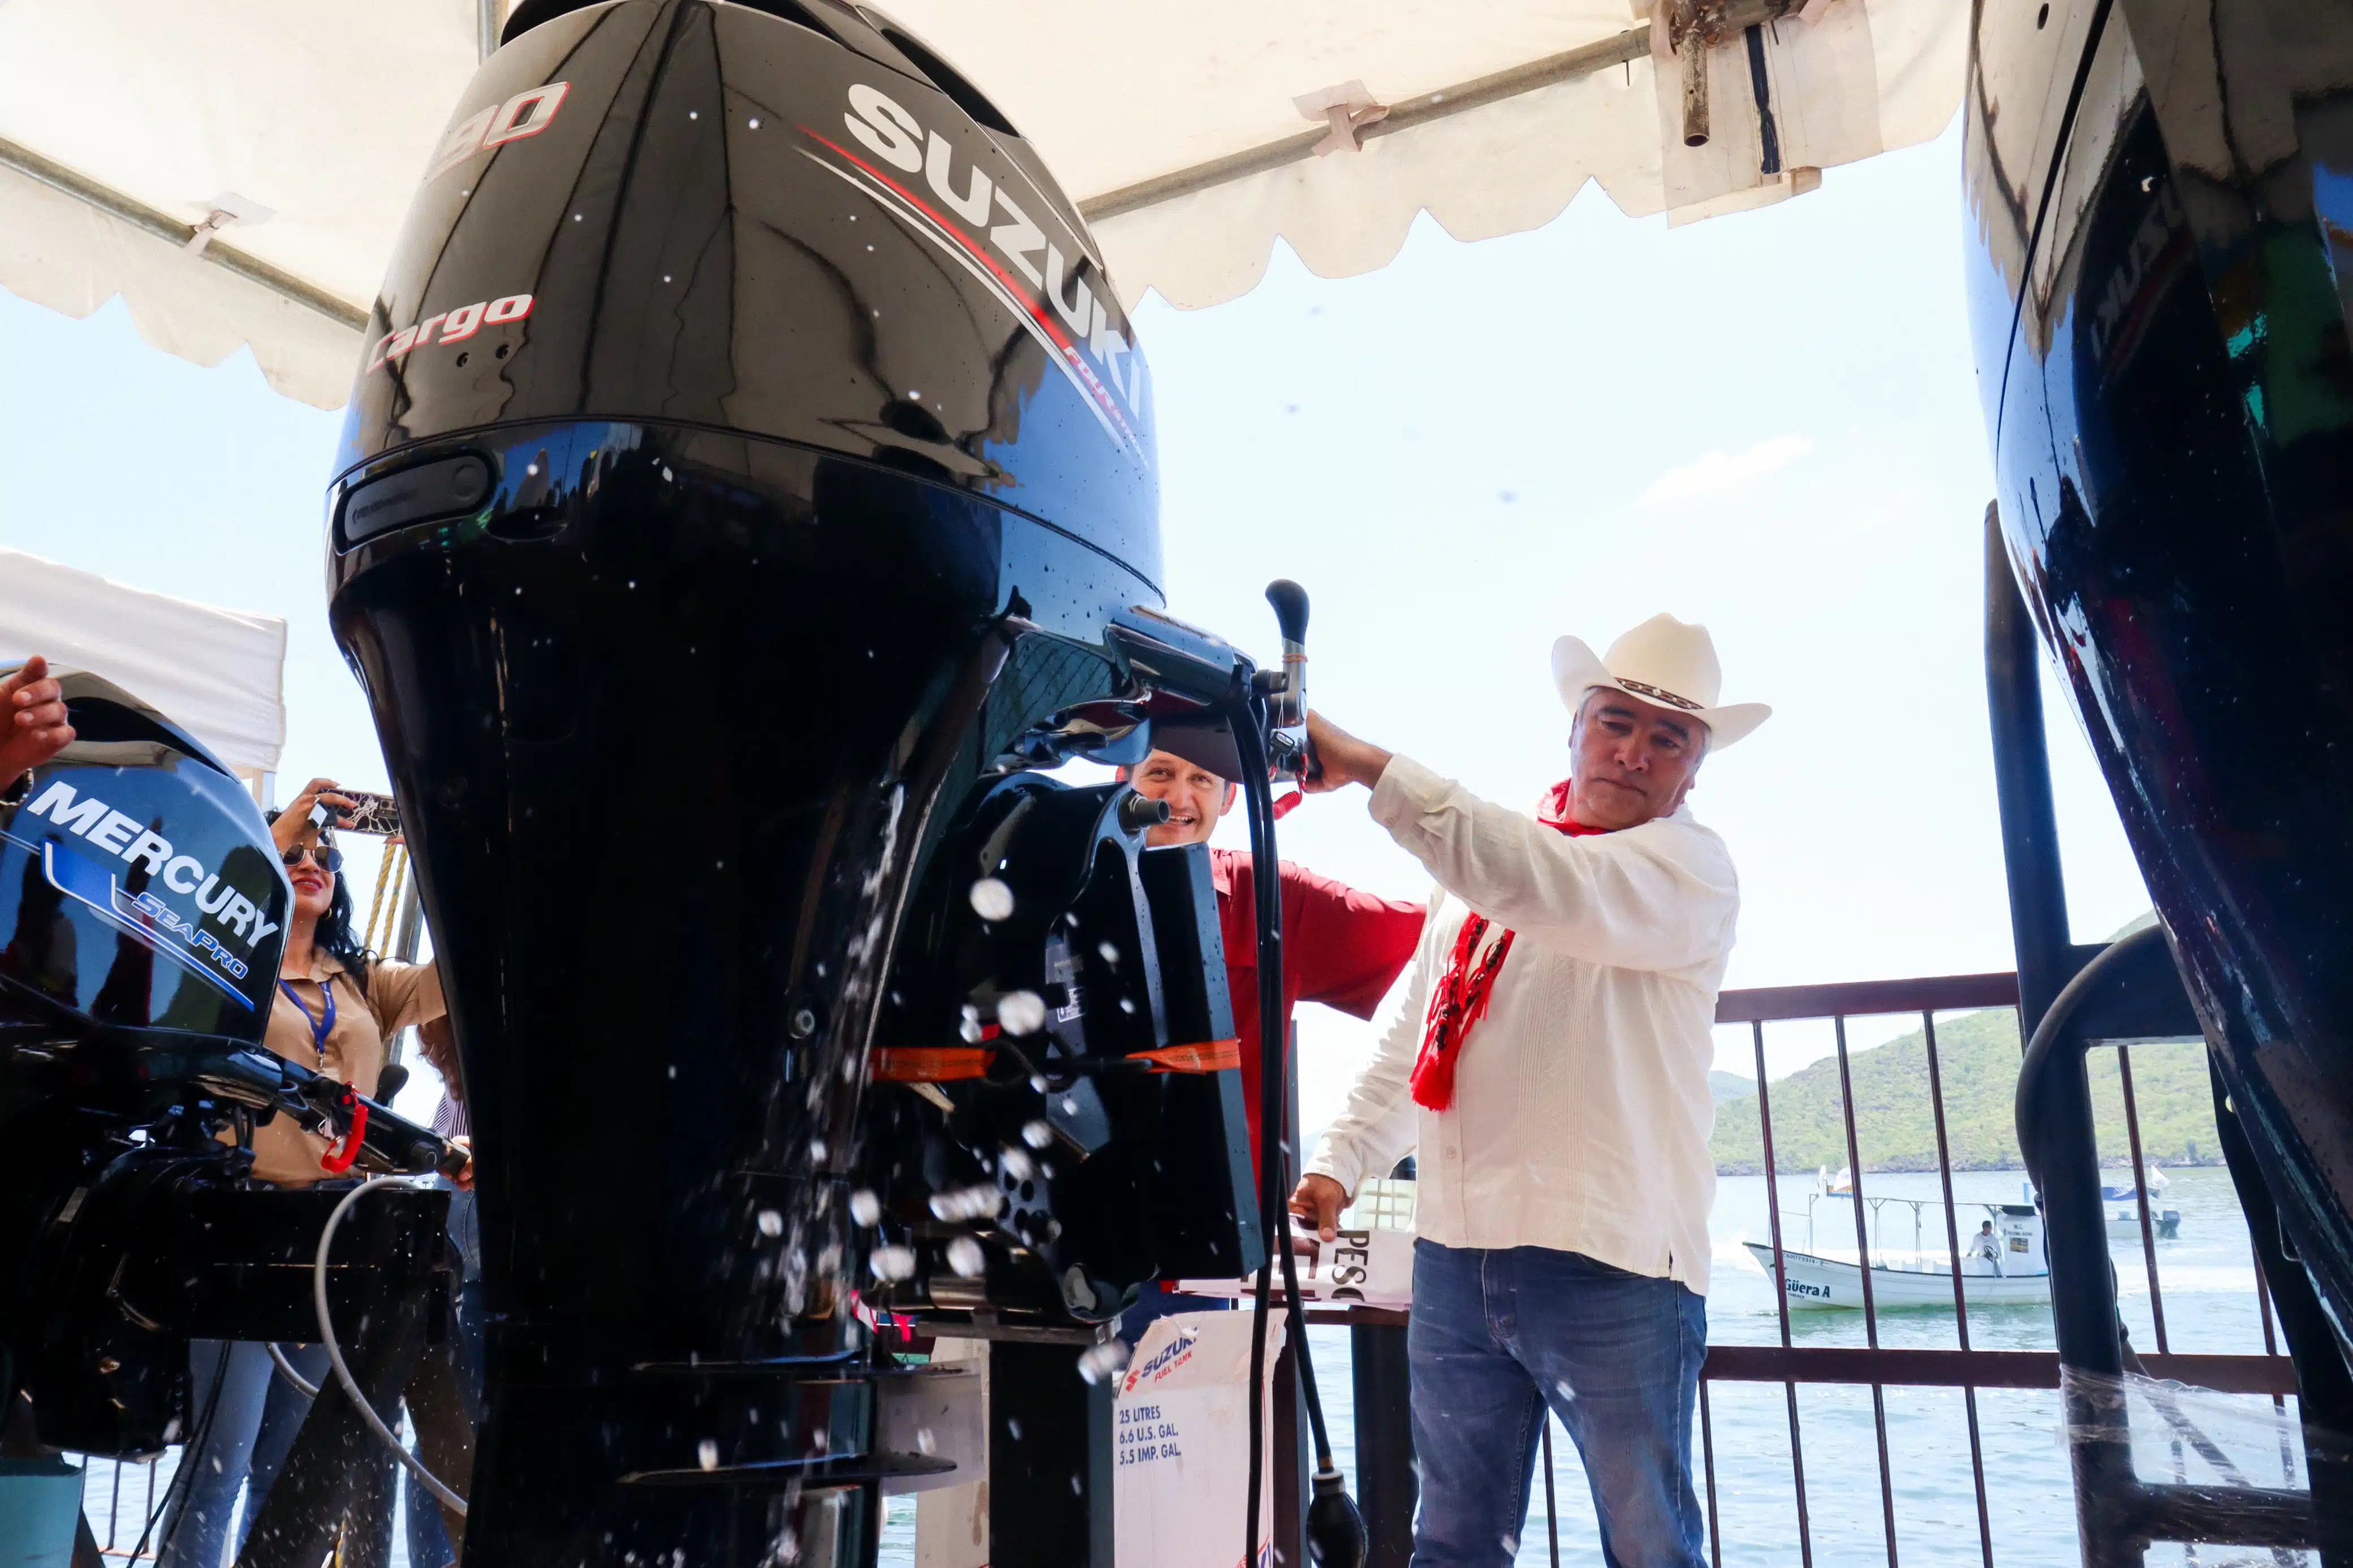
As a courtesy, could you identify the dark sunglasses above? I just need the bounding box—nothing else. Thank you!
[282,839,343,874]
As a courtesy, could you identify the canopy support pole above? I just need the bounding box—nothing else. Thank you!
[1078,0,1797,224]
[0,136,367,331]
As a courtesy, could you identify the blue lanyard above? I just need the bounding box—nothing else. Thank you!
[278,975,337,1068]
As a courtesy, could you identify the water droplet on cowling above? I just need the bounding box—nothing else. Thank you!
[960,1017,984,1043]
[968,878,1015,922]
[1097,941,1120,965]
[1008,1419,1023,1440]
[869,1245,916,1281]
[1028,1074,1049,1093]
[757,1209,783,1237]
[1001,1147,1035,1181]
[809,1138,828,1162]
[947,1236,985,1277]
[1075,1339,1130,1385]
[850,1189,882,1226]
[1119,997,1136,1014]
[699,1439,721,1471]
[1022,1120,1054,1149]
[998,991,1047,1035]
[915,1425,938,1455]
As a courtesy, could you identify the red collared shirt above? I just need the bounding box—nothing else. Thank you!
[1209,848,1424,1178]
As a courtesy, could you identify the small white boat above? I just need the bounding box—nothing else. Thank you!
[2103,1164,2181,1242]
[1749,1200,2050,1311]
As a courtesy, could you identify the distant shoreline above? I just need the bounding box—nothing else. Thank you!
[1709,1008,2221,1179]
[1713,1154,2227,1178]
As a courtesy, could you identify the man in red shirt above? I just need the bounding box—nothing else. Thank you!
[1121,746,1423,1176]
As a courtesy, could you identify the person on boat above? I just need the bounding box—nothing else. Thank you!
[1112,745,1422,1341]
[1970,1219,2006,1275]
[1288,615,1767,1568]
[160,779,450,1568]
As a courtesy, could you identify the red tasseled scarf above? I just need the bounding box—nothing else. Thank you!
[1408,780,1612,1112]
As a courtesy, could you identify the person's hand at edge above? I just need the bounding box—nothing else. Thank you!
[0,656,74,793]
[1289,1172,1349,1243]
[1302,711,1391,796]
[274,777,357,851]
[450,1135,475,1191]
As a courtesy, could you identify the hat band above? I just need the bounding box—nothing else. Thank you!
[1614,676,1704,712]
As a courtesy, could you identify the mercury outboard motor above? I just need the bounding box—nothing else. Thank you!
[325,6,1285,1562]
[0,669,452,1483]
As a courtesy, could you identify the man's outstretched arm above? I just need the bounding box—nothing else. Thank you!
[1304,711,1737,973]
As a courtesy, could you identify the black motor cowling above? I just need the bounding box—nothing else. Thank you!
[1967,1,2353,1356]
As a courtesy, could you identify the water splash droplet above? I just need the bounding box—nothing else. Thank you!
[998,991,1047,1035]
[968,878,1015,921]
[1022,1120,1054,1149]
[947,1236,985,1277]
[698,1439,721,1471]
[869,1245,916,1281]
[850,1190,882,1226]
[1075,1339,1131,1386]
[757,1209,783,1237]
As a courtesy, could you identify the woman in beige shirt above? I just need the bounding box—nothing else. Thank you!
[161,777,446,1568]
[249,781,445,1185]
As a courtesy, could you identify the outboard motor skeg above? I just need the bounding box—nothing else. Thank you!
[326,4,1210,1562]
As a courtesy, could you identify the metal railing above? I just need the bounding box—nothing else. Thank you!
[1699,970,2294,1568]
[1327,967,2300,1568]
[75,1451,174,1560]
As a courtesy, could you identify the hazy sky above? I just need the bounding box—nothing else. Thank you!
[0,118,2149,1131]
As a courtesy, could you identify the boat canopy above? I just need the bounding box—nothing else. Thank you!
[0,0,1965,410]
[0,547,287,793]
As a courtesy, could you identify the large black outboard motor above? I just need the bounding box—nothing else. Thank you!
[1969,0,2353,1557]
[0,670,450,1472]
[325,5,1264,1562]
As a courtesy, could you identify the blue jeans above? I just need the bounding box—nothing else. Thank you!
[1408,1241,1706,1568]
[404,1273,487,1568]
[157,1340,328,1568]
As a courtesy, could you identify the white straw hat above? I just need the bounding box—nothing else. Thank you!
[1551,614,1771,749]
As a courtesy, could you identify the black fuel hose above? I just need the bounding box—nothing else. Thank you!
[1234,710,1365,1568]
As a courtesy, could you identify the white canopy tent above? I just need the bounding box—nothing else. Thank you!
[0,546,288,797]
[0,0,1966,411]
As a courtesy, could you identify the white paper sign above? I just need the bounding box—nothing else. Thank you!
[1112,1310,1285,1568]
[1172,1227,1416,1311]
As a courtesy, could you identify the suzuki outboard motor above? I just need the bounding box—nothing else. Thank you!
[326,5,1262,1562]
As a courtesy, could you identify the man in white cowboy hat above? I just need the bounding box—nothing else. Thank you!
[1288,614,1766,1568]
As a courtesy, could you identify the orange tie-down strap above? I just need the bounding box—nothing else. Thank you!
[872,1039,1242,1083]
